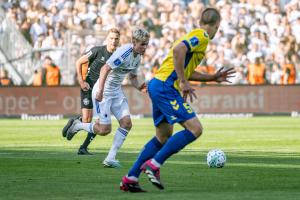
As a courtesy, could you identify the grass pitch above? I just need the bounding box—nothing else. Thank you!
[0,117,300,200]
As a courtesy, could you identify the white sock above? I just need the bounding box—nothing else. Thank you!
[126,176,138,182]
[74,122,95,133]
[151,159,161,168]
[105,127,128,161]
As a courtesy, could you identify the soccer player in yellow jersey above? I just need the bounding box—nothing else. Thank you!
[120,8,235,192]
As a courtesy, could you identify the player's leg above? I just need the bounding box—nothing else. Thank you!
[77,108,95,155]
[104,115,130,163]
[62,116,78,137]
[140,78,202,189]
[120,122,173,192]
[152,116,202,165]
[121,78,173,192]
[142,117,202,189]
[63,88,95,144]
[103,97,130,168]
[62,88,90,137]
[77,88,96,154]
[66,98,112,140]
[127,122,172,178]
[90,91,112,136]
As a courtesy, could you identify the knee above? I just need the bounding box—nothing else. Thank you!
[94,124,111,136]
[156,134,171,144]
[120,119,132,131]
[155,124,173,144]
[156,130,173,144]
[189,123,203,138]
[98,127,111,136]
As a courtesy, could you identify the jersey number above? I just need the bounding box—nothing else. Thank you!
[183,103,193,114]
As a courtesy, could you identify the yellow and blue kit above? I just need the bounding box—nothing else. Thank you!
[148,28,210,126]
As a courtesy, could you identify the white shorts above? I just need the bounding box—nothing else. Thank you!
[92,90,130,125]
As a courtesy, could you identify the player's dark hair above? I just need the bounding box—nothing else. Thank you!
[200,7,221,25]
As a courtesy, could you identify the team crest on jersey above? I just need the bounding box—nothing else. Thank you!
[190,37,199,47]
[114,58,122,66]
[83,98,90,106]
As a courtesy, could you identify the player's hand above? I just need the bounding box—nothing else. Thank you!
[179,80,197,103]
[95,91,103,102]
[80,81,90,91]
[214,67,236,83]
[138,82,148,93]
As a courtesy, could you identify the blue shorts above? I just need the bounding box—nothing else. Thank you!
[148,78,196,127]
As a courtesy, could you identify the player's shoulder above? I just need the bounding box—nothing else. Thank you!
[188,28,210,41]
[114,43,133,58]
[183,28,210,48]
[92,45,107,52]
[82,45,102,54]
[118,43,133,52]
[82,45,93,55]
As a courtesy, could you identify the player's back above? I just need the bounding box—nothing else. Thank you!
[155,28,210,90]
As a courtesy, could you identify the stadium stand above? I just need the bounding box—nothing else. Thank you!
[0,0,299,85]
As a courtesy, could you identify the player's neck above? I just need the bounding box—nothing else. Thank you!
[200,25,209,34]
[133,50,139,57]
[106,46,114,53]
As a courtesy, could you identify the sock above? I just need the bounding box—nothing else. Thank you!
[153,129,196,166]
[81,132,96,149]
[126,176,138,182]
[73,122,95,133]
[150,159,161,168]
[105,127,128,161]
[127,136,163,178]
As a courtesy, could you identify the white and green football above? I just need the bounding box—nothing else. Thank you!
[207,149,226,168]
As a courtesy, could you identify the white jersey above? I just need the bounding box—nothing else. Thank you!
[103,43,141,98]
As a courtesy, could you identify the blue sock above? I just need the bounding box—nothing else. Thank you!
[153,129,196,165]
[128,137,163,178]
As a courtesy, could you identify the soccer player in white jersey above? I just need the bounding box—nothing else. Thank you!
[65,27,150,168]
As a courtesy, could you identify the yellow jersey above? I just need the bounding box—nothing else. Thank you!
[155,28,210,90]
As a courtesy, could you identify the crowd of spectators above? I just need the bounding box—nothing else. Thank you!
[2,0,300,85]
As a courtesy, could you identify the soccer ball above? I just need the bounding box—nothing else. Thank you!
[206,149,226,168]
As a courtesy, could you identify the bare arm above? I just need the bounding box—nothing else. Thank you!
[129,73,147,92]
[173,42,197,102]
[95,64,111,102]
[173,42,188,83]
[75,55,90,91]
[189,71,216,81]
[189,67,236,83]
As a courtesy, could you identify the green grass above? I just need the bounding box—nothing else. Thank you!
[0,117,300,200]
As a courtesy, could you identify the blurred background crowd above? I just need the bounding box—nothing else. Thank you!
[1,0,300,86]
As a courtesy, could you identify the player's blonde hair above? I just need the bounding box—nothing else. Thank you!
[132,27,150,42]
